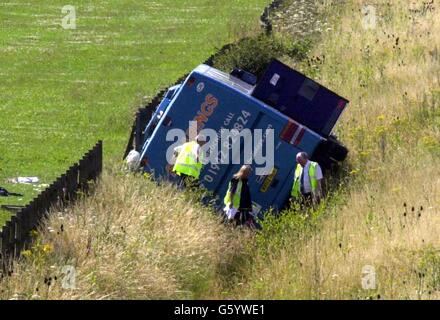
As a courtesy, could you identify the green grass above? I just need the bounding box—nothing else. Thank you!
[0,0,271,225]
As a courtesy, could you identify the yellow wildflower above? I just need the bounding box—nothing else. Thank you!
[21,250,32,258]
[42,244,53,254]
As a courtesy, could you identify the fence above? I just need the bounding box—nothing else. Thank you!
[0,141,103,271]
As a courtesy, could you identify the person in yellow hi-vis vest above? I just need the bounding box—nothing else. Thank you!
[173,134,205,187]
[290,152,323,206]
[223,165,259,228]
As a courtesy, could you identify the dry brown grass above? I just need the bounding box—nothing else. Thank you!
[2,0,439,300]
[0,168,249,300]
[233,0,440,299]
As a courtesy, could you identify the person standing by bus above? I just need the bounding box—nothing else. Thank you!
[223,165,257,228]
[173,134,206,188]
[290,151,323,207]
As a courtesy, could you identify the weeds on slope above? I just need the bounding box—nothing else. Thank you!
[231,0,440,299]
[0,166,253,300]
[3,0,439,300]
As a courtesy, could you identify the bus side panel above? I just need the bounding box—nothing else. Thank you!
[141,72,261,191]
[141,77,209,180]
[272,168,296,211]
[141,68,325,213]
[194,82,261,193]
[295,129,323,157]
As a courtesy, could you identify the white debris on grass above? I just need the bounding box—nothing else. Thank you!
[8,177,39,184]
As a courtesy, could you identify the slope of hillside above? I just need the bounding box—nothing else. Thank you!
[1,168,253,299]
[234,0,440,299]
[2,0,439,300]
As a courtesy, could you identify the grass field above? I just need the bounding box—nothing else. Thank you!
[0,0,270,225]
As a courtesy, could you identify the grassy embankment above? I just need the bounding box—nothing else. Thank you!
[234,0,440,299]
[2,0,439,299]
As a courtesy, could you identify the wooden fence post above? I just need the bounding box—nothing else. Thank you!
[97,140,103,176]
[26,200,37,233]
[5,220,15,259]
[0,224,10,271]
[79,153,90,193]
[66,164,79,202]
[57,172,68,206]
[90,145,97,181]
[14,212,24,256]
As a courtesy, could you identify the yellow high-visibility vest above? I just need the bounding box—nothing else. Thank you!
[224,180,243,208]
[291,161,318,198]
[172,141,203,179]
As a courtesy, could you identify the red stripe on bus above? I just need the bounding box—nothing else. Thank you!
[294,128,305,146]
[280,121,297,142]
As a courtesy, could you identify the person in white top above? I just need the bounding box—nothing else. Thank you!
[291,152,324,205]
[172,134,206,188]
[173,140,201,161]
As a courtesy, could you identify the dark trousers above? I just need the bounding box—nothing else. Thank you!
[233,210,261,229]
[176,173,199,189]
[234,210,252,226]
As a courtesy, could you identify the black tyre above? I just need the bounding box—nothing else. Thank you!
[311,136,348,170]
[311,152,336,171]
[326,136,348,162]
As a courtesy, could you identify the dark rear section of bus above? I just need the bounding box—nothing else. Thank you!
[252,59,349,137]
